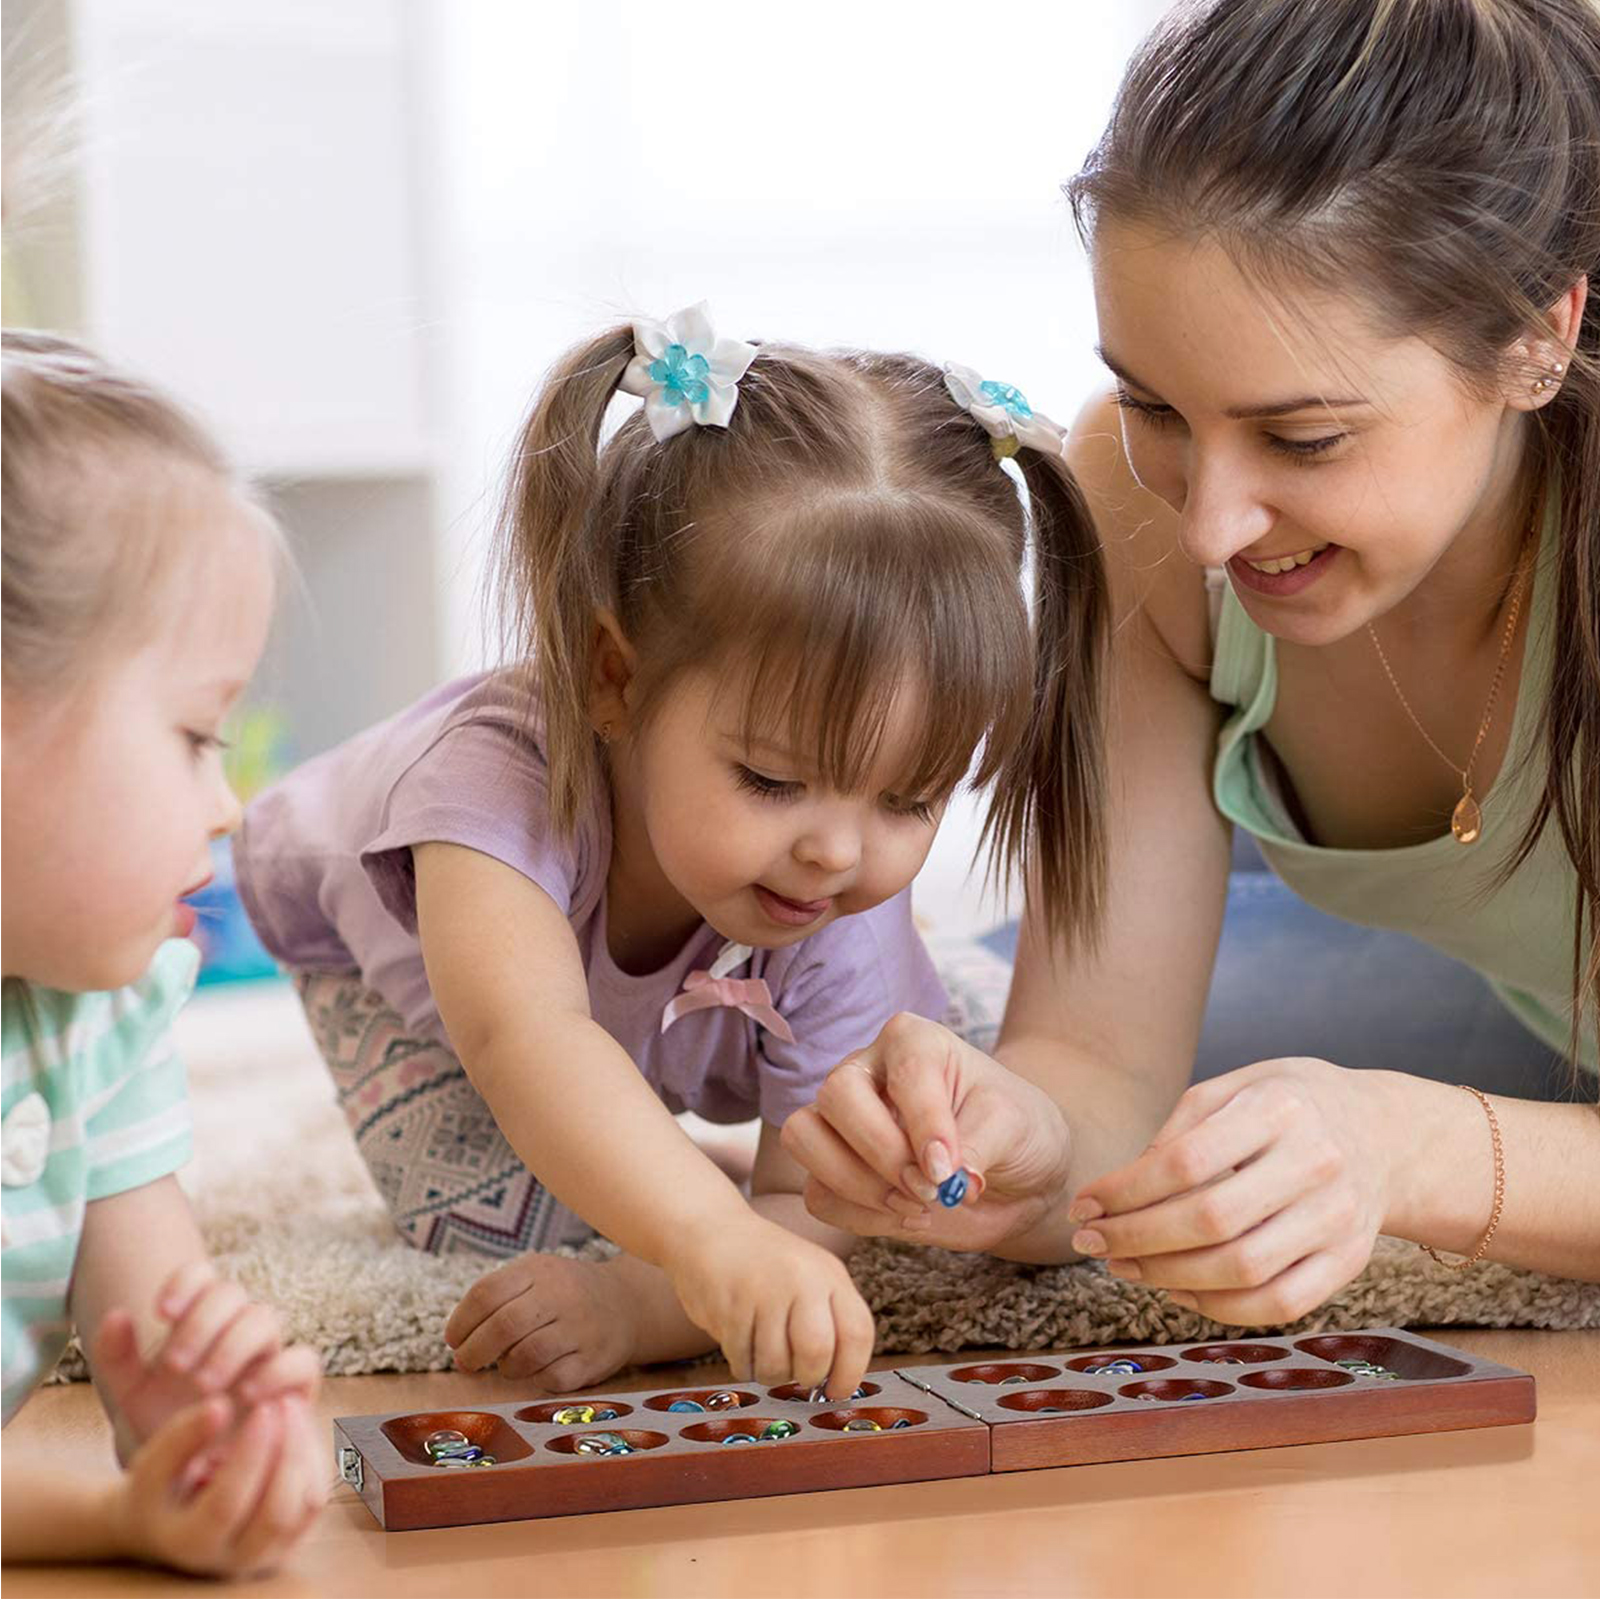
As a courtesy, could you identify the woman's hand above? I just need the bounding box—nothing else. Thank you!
[781,1012,1076,1252]
[667,1216,876,1398]
[1067,1057,1394,1324]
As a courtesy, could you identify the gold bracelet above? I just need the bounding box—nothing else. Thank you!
[1421,1085,1505,1269]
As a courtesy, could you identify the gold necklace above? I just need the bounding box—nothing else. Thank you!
[1365,537,1533,846]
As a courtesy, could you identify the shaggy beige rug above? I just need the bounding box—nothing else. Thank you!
[54,950,1600,1382]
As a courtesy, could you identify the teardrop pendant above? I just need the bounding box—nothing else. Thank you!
[1451,790,1483,845]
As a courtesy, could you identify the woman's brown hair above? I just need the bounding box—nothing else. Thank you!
[493,330,1108,945]
[1066,0,1600,1065]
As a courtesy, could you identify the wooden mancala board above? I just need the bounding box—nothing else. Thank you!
[332,1327,1534,1530]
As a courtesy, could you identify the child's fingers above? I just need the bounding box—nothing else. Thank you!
[229,1401,319,1575]
[782,1107,910,1210]
[288,1399,331,1518]
[130,1396,232,1497]
[87,1307,146,1409]
[192,1399,284,1549]
[452,1297,553,1374]
[158,1278,248,1373]
[193,1301,283,1393]
[721,1307,756,1383]
[786,1295,837,1391]
[238,1343,322,1407]
[177,1443,229,1500]
[444,1256,534,1350]
[497,1321,577,1382]
[157,1259,220,1325]
[823,1288,875,1399]
[750,1301,794,1385]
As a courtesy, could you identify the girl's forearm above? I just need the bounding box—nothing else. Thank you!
[470,1016,753,1266]
[1,1460,122,1565]
[751,1189,856,1259]
[1372,1071,1600,1279]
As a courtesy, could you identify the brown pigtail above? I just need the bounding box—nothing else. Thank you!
[982,449,1108,950]
[493,327,635,832]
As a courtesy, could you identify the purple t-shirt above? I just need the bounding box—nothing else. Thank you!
[234,674,947,1128]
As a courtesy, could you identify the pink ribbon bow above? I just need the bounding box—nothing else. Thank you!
[661,969,796,1044]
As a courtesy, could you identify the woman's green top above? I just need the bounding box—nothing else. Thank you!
[1208,505,1593,1072]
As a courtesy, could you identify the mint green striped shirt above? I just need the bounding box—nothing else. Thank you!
[2,940,196,1423]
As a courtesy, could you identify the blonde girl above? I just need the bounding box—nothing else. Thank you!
[3,331,323,1577]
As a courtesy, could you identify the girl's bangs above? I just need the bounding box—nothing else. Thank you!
[689,494,1035,803]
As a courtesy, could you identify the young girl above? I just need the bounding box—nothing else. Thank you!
[234,305,1106,1397]
[2,332,324,1577]
[785,0,1600,1310]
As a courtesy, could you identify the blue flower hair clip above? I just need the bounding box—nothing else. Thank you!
[943,364,1069,460]
[619,302,758,443]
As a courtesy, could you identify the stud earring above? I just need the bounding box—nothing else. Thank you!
[596,721,615,744]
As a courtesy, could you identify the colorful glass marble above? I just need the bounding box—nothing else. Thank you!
[574,1431,631,1456]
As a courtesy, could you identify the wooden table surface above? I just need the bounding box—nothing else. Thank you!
[4,1329,1596,1598]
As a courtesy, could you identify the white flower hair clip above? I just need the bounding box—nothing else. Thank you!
[619,302,758,443]
[943,364,1069,460]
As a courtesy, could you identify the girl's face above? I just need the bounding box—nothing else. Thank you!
[621,668,946,951]
[1090,218,1531,647]
[1,496,276,992]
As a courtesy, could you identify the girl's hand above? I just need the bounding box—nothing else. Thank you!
[91,1263,320,1459]
[781,1013,1075,1251]
[669,1216,876,1397]
[106,1394,325,1579]
[446,1253,639,1391]
[1068,1058,1393,1324]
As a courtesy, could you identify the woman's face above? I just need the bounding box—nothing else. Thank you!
[1089,217,1532,646]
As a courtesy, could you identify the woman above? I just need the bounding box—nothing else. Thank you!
[782,0,1600,1323]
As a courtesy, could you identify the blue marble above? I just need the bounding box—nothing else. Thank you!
[936,1169,970,1208]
